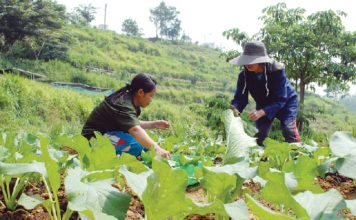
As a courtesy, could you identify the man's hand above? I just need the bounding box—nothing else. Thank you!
[154,120,170,129]
[230,105,240,117]
[248,109,266,121]
[155,146,171,159]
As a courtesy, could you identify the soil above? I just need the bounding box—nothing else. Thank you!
[1,172,355,219]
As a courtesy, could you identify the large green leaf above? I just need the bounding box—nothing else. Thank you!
[204,160,257,179]
[282,155,323,193]
[260,172,309,219]
[119,166,153,198]
[56,133,121,171]
[0,161,47,177]
[294,189,347,220]
[245,194,294,220]
[121,162,231,219]
[117,153,149,174]
[329,132,356,178]
[65,168,131,220]
[224,200,249,220]
[18,193,51,210]
[263,139,295,170]
[329,132,356,157]
[141,158,197,219]
[202,166,237,202]
[223,110,257,164]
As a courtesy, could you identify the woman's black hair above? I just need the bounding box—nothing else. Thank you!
[106,73,157,103]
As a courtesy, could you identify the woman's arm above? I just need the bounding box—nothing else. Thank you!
[128,125,170,158]
[139,120,170,129]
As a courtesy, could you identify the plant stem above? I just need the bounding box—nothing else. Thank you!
[42,175,58,220]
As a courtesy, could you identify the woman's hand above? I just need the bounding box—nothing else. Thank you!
[154,120,170,129]
[155,146,171,159]
[248,109,266,121]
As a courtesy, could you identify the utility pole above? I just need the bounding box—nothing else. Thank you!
[104,3,107,29]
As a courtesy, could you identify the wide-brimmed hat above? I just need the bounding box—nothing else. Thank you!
[229,41,272,65]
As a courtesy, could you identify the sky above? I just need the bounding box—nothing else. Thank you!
[56,0,356,95]
[56,0,356,50]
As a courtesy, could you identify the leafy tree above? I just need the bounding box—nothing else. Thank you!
[0,0,66,52]
[166,19,181,40]
[180,33,192,43]
[223,3,356,132]
[10,30,71,61]
[121,18,142,37]
[70,4,96,26]
[149,1,181,40]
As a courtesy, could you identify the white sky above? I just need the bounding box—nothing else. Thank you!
[56,0,356,95]
[56,0,356,50]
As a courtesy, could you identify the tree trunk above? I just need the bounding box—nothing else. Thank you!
[298,79,306,133]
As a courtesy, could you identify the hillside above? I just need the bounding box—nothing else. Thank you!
[0,26,236,92]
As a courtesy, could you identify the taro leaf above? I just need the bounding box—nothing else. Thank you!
[18,193,51,211]
[202,160,257,202]
[117,153,148,174]
[0,161,47,177]
[223,109,257,164]
[245,194,294,220]
[56,134,120,171]
[202,166,237,202]
[141,158,197,219]
[65,168,130,220]
[329,132,356,157]
[294,189,347,220]
[282,155,323,193]
[120,164,230,219]
[204,160,257,179]
[329,132,356,178]
[345,200,356,215]
[119,166,153,198]
[260,172,309,219]
[263,139,295,170]
[56,135,90,159]
[223,199,249,220]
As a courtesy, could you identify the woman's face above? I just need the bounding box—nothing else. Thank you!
[136,88,156,108]
[245,64,263,73]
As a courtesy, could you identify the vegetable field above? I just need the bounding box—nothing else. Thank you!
[0,110,355,219]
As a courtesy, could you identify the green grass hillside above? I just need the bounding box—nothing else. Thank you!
[0,26,235,92]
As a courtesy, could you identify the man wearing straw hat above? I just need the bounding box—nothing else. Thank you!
[229,40,300,146]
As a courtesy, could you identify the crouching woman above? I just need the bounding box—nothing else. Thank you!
[82,73,170,159]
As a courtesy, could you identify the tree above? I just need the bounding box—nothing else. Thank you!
[0,0,66,52]
[223,3,356,132]
[166,19,181,40]
[180,33,192,43]
[149,1,181,40]
[70,4,96,25]
[121,18,142,37]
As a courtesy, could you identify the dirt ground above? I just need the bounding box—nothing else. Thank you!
[1,172,355,220]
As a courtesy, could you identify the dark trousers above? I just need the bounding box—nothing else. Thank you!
[255,117,300,146]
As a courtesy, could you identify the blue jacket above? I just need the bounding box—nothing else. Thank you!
[231,61,298,125]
